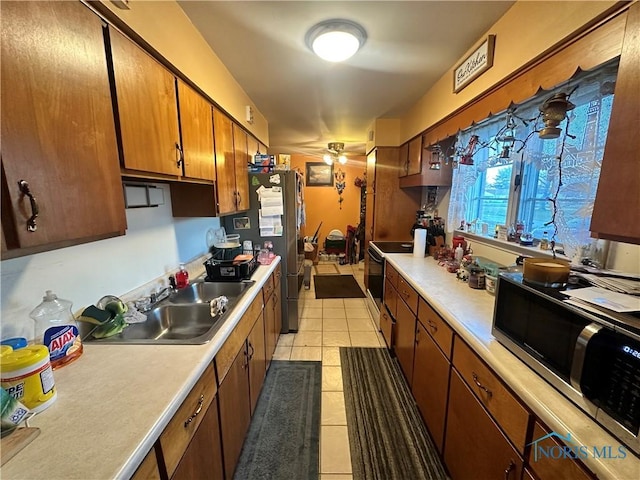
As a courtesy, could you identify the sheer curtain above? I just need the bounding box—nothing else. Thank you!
[448,61,617,256]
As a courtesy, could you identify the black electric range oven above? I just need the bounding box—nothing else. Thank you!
[366,241,413,319]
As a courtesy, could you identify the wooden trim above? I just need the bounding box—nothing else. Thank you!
[423,3,630,146]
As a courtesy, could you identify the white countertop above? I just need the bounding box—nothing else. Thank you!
[1,259,279,480]
[386,253,640,480]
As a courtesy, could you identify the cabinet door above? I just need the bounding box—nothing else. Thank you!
[248,313,267,415]
[445,371,523,480]
[379,306,394,349]
[131,447,161,480]
[590,2,640,244]
[406,136,423,176]
[213,109,237,215]
[383,278,398,319]
[233,123,250,211]
[274,277,282,339]
[366,151,377,194]
[177,80,215,181]
[218,344,251,480]
[1,1,125,251]
[398,143,409,177]
[172,397,224,480]
[395,297,416,384]
[412,322,450,453]
[109,28,181,176]
[264,290,276,368]
[247,135,259,162]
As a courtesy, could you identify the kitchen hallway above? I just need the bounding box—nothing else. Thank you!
[272,260,384,478]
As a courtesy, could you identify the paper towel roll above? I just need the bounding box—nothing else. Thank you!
[413,229,427,257]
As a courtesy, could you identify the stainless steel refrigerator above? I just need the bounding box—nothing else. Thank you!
[222,171,305,332]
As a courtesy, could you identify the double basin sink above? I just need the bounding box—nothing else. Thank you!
[84,280,255,345]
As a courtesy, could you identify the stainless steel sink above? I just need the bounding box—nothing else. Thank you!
[169,281,254,304]
[84,280,255,345]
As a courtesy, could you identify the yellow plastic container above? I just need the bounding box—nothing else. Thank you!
[1,345,56,413]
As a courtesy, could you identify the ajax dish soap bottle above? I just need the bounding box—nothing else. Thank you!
[29,291,83,369]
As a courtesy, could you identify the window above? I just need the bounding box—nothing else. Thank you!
[447,60,618,256]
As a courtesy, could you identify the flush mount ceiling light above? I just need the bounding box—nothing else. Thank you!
[305,19,367,62]
[324,142,347,165]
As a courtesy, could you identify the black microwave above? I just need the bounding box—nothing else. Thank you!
[492,273,640,456]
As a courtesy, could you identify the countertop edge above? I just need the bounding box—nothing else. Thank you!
[117,258,279,479]
[385,254,639,480]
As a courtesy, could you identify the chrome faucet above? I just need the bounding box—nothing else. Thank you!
[138,276,177,312]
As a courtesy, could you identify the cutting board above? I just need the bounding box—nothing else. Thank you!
[1,427,40,466]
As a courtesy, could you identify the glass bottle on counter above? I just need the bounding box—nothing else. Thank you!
[175,264,189,289]
[539,231,550,250]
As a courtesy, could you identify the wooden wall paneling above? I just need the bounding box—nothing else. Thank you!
[422,9,627,146]
[372,147,420,242]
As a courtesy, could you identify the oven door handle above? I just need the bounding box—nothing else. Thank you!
[368,247,384,264]
[570,322,602,393]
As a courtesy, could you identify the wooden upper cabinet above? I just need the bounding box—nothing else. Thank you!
[109,27,181,176]
[247,135,259,163]
[590,2,640,244]
[0,1,126,254]
[213,108,236,215]
[398,143,409,177]
[366,150,377,194]
[177,80,215,181]
[233,124,250,211]
[406,136,423,176]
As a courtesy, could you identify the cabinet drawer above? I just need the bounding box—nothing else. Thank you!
[453,337,530,452]
[262,274,275,302]
[385,263,399,288]
[417,297,453,359]
[215,293,264,383]
[159,363,217,477]
[397,276,419,314]
[527,421,594,480]
[383,277,398,318]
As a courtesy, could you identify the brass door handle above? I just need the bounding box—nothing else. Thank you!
[184,394,204,427]
[18,180,39,232]
[472,372,493,398]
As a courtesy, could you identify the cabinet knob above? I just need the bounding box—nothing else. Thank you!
[17,180,39,232]
[183,394,204,428]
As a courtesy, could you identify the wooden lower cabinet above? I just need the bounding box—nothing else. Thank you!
[395,297,417,383]
[411,322,450,453]
[131,447,161,480]
[172,398,224,480]
[264,275,282,370]
[379,305,394,349]
[218,345,252,480]
[445,370,523,480]
[248,313,267,414]
[527,421,594,480]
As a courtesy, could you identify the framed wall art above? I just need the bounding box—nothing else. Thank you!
[453,35,495,93]
[305,162,334,186]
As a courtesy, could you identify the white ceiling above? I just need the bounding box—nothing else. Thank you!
[178,1,515,157]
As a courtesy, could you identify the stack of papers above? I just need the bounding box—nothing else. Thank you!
[562,287,640,313]
[577,273,640,295]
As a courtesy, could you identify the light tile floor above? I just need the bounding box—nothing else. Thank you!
[272,260,384,479]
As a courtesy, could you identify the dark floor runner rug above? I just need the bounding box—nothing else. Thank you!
[233,361,321,480]
[341,347,449,480]
[314,274,366,299]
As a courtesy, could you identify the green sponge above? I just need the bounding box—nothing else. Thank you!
[78,305,113,325]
